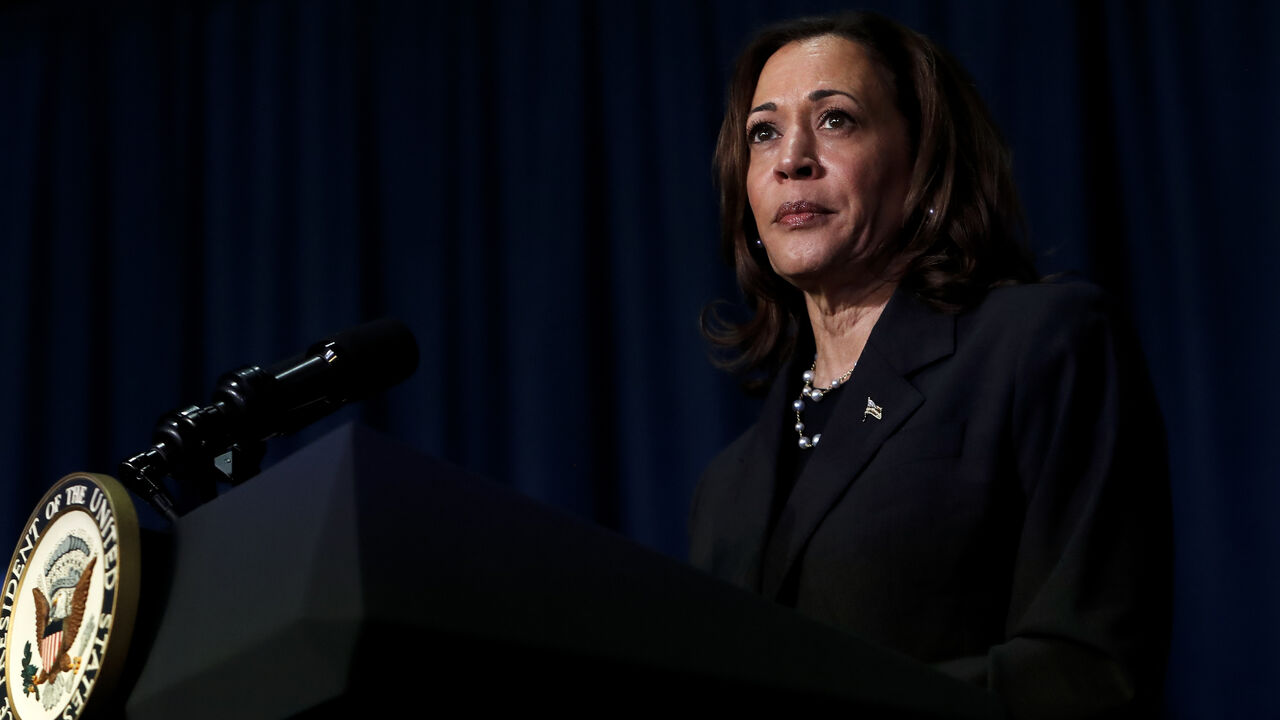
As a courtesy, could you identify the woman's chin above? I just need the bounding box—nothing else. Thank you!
[767,246,857,287]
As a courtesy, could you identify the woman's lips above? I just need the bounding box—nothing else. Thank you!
[774,200,833,227]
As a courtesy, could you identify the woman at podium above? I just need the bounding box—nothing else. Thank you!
[690,12,1171,718]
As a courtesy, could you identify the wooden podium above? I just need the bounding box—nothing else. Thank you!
[121,424,1002,718]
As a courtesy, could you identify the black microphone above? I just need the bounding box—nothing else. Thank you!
[120,318,419,520]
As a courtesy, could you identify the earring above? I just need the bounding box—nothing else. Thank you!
[754,238,764,247]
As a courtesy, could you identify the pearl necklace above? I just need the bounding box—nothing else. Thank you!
[792,356,856,450]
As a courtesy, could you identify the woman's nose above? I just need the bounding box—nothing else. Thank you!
[776,129,820,180]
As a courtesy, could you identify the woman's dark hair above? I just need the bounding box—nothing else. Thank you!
[705,11,1037,382]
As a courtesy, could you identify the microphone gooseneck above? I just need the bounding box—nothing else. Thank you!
[119,318,419,520]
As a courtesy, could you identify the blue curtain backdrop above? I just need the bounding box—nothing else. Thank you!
[1,0,1276,715]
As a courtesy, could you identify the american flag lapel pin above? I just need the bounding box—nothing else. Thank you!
[863,397,883,422]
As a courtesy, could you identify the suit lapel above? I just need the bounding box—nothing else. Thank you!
[760,289,956,600]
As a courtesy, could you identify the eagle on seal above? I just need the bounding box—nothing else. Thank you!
[30,555,97,687]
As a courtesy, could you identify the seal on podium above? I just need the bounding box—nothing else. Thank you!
[1,474,140,720]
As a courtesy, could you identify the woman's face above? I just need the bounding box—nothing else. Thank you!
[745,35,912,291]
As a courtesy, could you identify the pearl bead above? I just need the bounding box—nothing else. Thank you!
[795,357,856,452]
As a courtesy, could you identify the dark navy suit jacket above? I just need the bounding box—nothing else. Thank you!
[690,282,1171,719]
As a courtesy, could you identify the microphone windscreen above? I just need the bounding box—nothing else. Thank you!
[313,318,420,400]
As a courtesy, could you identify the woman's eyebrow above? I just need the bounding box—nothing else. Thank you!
[748,89,861,117]
[809,88,860,106]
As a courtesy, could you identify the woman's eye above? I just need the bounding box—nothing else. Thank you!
[820,110,854,130]
[747,122,778,144]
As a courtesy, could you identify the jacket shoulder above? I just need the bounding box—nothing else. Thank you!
[971,280,1112,325]
[959,280,1125,357]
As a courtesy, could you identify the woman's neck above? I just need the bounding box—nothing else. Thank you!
[802,279,897,387]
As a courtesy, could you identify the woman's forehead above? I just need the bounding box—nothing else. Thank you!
[751,36,889,108]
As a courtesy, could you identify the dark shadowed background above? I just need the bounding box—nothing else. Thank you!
[1,0,1276,716]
